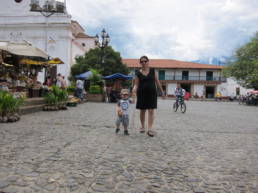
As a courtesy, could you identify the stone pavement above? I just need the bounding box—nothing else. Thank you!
[0,100,257,193]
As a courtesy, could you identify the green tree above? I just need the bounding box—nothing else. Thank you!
[224,32,258,89]
[88,69,102,85]
[71,46,129,78]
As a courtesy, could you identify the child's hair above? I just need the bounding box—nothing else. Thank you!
[121,89,129,95]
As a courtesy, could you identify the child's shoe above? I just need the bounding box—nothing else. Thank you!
[115,128,120,133]
[124,130,129,135]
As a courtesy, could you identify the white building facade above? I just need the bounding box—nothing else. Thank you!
[123,59,252,98]
[70,20,96,65]
[0,0,96,83]
[217,78,253,97]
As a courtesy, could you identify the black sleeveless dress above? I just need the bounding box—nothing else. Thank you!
[136,68,157,109]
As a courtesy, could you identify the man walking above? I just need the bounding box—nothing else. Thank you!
[75,78,84,101]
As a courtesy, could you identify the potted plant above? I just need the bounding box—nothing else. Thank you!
[67,85,76,95]
[0,91,24,123]
[56,88,68,110]
[43,91,59,111]
[43,86,68,111]
[86,69,104,102]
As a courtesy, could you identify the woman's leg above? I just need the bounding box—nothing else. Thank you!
[147,109,155,131]
[140,110,146,130]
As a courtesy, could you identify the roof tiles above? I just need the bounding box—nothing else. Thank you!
[122,59,223,70]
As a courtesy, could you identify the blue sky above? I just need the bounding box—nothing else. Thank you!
[66,0,258,61]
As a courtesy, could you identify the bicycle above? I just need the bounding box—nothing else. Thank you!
[173,96,186,113]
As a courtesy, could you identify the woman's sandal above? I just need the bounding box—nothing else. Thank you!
[147,130,155,137]
[139,128,145,133]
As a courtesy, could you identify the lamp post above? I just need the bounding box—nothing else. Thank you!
[94,29,110,64]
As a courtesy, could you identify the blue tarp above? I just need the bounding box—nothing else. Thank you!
[75,71,93,79]
[103,73,133,80]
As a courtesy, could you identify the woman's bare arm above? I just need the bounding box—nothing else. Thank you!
[132,76,139,95]
[154,72,165,96]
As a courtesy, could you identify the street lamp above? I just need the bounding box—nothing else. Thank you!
[94,29,110,49]
[94,29,110,64]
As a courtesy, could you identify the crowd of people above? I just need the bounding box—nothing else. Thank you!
[43,73,67,89]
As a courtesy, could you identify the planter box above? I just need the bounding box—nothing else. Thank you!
[28,88,41,98]
[67,102,77,107]
[86,94,104,102]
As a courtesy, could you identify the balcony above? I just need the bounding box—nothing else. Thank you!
[161,75,227,82]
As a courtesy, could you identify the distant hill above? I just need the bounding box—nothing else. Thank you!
[191,56,230,66]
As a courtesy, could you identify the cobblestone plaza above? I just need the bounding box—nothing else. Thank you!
[0,100,257,193]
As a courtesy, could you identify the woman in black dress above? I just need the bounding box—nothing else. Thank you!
[132,56,165,137]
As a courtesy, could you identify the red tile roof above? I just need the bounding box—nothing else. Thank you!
[71,20,85,32]
[123,59,223,70]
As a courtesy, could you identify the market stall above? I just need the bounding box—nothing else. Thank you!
[103,73,133,102]
[0,42,63,98]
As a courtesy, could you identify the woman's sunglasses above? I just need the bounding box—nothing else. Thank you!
[140,60,148,64]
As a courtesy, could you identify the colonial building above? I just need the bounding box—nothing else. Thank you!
[123,59,251,98]
[71,20,96,64]
[0,0,96,82]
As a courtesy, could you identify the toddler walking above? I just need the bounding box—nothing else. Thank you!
[115,89,135,135]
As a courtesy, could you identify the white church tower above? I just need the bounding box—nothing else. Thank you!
[0,0,73,82]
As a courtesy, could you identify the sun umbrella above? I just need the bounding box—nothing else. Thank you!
[103,73,133,80]
[75,71,93,79]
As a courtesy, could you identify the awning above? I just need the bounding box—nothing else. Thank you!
[20,57,64,66]
[0,42,48,59]
[103,73,133,80]
[20,58,46,66]
[1,62,13,67]
[48,57,64,65]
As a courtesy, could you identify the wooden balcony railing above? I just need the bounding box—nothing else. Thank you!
[160,75,227,82]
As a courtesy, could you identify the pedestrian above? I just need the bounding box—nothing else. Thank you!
[132,55,165,137]
[115,89,135,135]
[75,78,84,101]
[215,91,222,101]
[42,76,52,95]
[43,76,52,87]
[56,73,62,88]
[61,76,67,89]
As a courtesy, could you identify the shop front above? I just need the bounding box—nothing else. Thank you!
[0,42,63,98]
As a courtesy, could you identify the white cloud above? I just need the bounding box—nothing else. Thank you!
[66,0,258,60]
